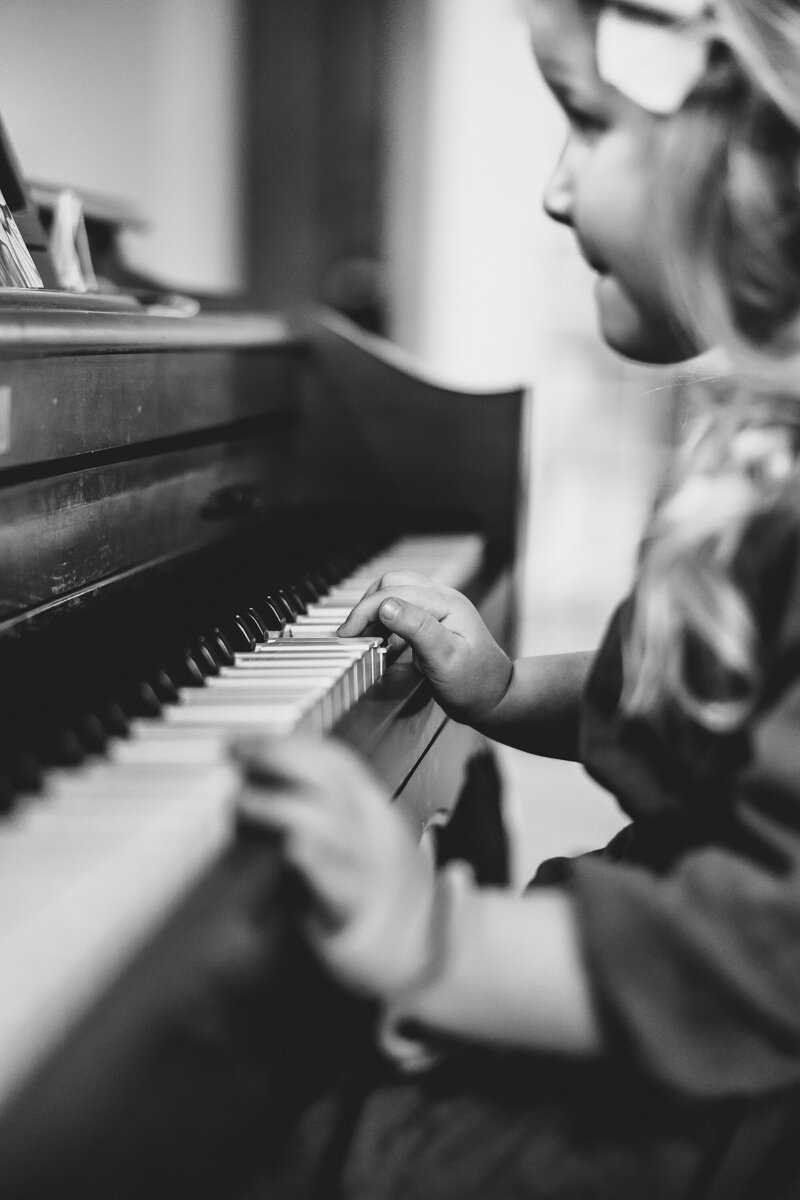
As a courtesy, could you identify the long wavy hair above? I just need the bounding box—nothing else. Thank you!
[618,0,800,732]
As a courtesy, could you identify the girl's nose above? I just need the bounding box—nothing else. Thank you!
[543,144,574,227]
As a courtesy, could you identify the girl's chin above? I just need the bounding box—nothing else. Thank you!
[593,274,689,365]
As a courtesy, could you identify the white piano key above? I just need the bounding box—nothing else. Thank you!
[109,738,227,766]
[0,764,238,1104]
[165,705,307,726]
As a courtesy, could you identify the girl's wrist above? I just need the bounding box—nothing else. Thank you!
[465,655,515,730]
[378,860,475,1069]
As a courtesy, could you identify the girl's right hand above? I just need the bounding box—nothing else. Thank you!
[337,572,513,728]
[233,734,435,1000]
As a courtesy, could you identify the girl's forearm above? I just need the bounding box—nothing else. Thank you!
[471,651,594,759]
[385,873,602,1056]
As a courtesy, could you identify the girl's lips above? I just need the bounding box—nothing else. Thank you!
[585,255,608,276]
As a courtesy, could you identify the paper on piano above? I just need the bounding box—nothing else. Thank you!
[47,188,97,292]
[0,185,43,288]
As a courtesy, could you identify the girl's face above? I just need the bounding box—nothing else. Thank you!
[530,0,698,364]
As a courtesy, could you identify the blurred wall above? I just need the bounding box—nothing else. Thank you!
[383,0,557,386]
[0,0,244,292]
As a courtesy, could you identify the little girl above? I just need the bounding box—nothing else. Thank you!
[236,1,800,1196]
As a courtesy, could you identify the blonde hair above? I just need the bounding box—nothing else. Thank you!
[621,0,800,731]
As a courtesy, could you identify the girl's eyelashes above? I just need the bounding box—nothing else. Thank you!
[544,77,610,138]
[565,104,608,137]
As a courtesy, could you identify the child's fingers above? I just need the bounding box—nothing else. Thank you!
[232,735,393,840]
[377,596,458,674]
[335,589,396,636]
[337,584,450,637]
[232,732,364,796]
[236,780,318,831]
[236,783,364,923]
[232,734,434,995]
[237,781,349,857]
[358,570,434,603]
[346,575,434,635]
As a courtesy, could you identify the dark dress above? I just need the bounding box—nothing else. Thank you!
[262,473,800,1199]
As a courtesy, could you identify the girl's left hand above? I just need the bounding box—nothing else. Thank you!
[232,734,436,1000]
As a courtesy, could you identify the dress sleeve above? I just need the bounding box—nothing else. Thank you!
[572,664,800,1099]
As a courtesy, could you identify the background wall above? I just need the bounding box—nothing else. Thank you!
[0,0,244,292]
[384,0,554,386]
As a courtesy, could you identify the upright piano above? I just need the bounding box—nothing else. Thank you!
[0,290,528,1197]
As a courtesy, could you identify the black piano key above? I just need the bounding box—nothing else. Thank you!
[125,680,163,718]
[0,772,15,814]
[237,612,264,647]
[151,670,180,704]
[50,727,87,767]
[319,559,343,587]
[208,629,236,667]
[100,700,130,738]
[295,574,321,604]
[168,650,207,689]
[303,569,329,597]
[10,751,43,793]
[258,599,286,633]
[76,712,109,754]
[217,615,257,653]
[284,584,308,616]
[244,608,269,642]
[273,591,297,622]
[194,636,221,676]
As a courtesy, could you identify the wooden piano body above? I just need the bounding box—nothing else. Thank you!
[0,296,528,1198]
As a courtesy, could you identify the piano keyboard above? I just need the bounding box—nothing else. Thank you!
[0,532,484,1111]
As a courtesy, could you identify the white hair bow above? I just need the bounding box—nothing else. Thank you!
[596,2,717,115]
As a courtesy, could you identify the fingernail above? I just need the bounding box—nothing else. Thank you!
[380,598,400,622]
